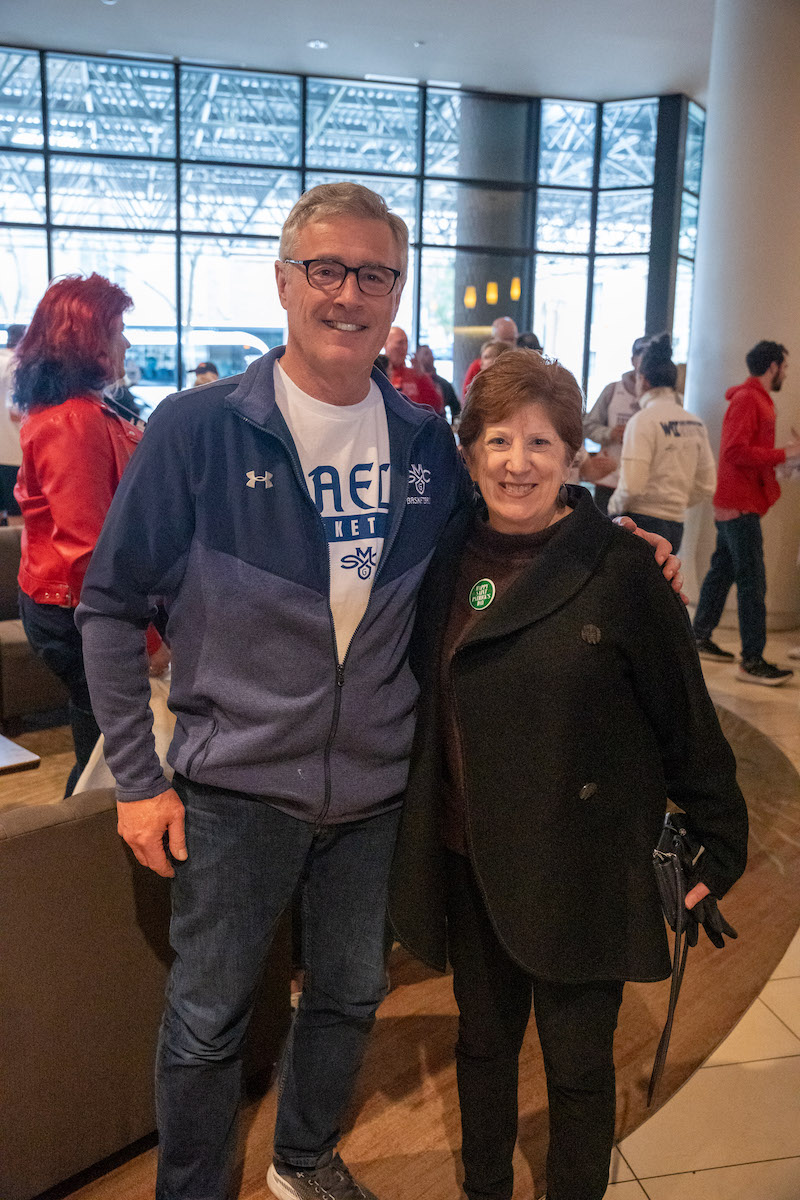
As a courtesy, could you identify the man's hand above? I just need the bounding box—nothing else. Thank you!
[117,788,187,878]
[609,423,625,444]
[613,516,685,598]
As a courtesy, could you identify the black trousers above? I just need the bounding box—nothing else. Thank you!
[19,590,101,796]
[446,852,624,1200]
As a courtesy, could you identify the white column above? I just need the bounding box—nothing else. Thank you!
[682,0,800,630]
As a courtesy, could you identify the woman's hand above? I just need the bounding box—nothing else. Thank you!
[613,515,686,600]
[685,881,710,910]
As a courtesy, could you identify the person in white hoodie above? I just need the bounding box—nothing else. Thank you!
[608,333,716,553]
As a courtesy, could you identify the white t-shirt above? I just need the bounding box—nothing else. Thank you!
[274,362,390,661]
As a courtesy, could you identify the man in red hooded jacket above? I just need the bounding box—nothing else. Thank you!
[693,340,800,685]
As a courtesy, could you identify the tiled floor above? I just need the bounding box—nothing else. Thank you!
[605,627,800,1199]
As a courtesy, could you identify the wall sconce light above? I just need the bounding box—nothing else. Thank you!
[464,285,477,309]
[486,281,498,305]
[510,276,521,301]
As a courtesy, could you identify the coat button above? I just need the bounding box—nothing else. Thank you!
[581,624,602,644]
[579,782,598,800]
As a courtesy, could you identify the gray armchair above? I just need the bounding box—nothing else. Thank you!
[0,525,69,727]
[0,787,291,1200]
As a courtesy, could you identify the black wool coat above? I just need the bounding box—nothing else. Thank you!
[388,486,748,984]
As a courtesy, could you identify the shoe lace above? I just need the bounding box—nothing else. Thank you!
[309,1159,364,1199]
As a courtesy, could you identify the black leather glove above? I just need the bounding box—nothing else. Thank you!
[685,892,738,949]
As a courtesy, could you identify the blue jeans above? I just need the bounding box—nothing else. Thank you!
[693,513,766,661]
[625,512,683,555]
[156,775,401,1200]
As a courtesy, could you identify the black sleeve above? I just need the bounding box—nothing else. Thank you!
[617,541,748,898]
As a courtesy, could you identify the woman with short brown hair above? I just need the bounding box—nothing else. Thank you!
[390,349,748,1200]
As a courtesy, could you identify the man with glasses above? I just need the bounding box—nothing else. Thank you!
[77,182,468,1200]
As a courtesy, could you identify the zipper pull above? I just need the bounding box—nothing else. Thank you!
[336,664,345,687]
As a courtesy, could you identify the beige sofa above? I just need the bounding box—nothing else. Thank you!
[0,787,290,1200]
[0,525,69,726]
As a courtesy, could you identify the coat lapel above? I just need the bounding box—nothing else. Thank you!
[460,488,617,647]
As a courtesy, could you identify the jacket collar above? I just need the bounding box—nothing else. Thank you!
[639,387,681,409]
[224,345,436,434]
[460,487,617,648]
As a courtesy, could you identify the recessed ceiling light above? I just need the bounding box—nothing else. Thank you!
[413,40,425,48]
[306,39,329,50]
[101,0,119,6]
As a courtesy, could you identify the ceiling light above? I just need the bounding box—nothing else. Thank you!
[101,0,119,5]
[306,39,328,50]
[413,41,425,48]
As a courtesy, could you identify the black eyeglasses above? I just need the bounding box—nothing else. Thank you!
[281,258,401,297]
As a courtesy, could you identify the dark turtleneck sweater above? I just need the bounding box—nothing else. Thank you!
[439,508,573,855]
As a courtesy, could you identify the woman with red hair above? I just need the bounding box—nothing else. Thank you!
[14,273,159,794]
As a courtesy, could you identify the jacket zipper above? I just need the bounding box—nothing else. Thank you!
[234,409,355,826]
[233,406,434,826]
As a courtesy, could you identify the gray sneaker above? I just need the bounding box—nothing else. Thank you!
[268,1155,379,1200]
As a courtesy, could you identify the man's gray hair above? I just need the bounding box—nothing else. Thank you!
[280,182,409,281]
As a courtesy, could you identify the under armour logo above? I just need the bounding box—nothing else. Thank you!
[246,470,273,489]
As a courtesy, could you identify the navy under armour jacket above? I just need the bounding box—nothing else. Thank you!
[77,347,470,820]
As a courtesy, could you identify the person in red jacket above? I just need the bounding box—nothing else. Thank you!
[693,340,800,685]
[13,273,164,793]
[460,315,519,399]
[384,325,444,414]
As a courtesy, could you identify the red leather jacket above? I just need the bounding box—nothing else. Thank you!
[15,394,143,607]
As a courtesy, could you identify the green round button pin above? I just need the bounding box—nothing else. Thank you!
[469,578,496,610]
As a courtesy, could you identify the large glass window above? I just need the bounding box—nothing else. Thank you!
[684,102,705,196]
[180,67,301,165]
[0,151,45,223]
[672,258,694,366]
[181,165,299,236]
[595,190,652,253]
[535,189,591,253]
[0,45,702,406]
[539,100,596,187]
[306,80,419,174]
[0,48,43,149]
[533,255,588,382]
[587,256,649,403]
[46,55,175,156]
[600,98,658,188]
[181,235,285,388]
[49,156,176,229]
[0,225,49,325]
